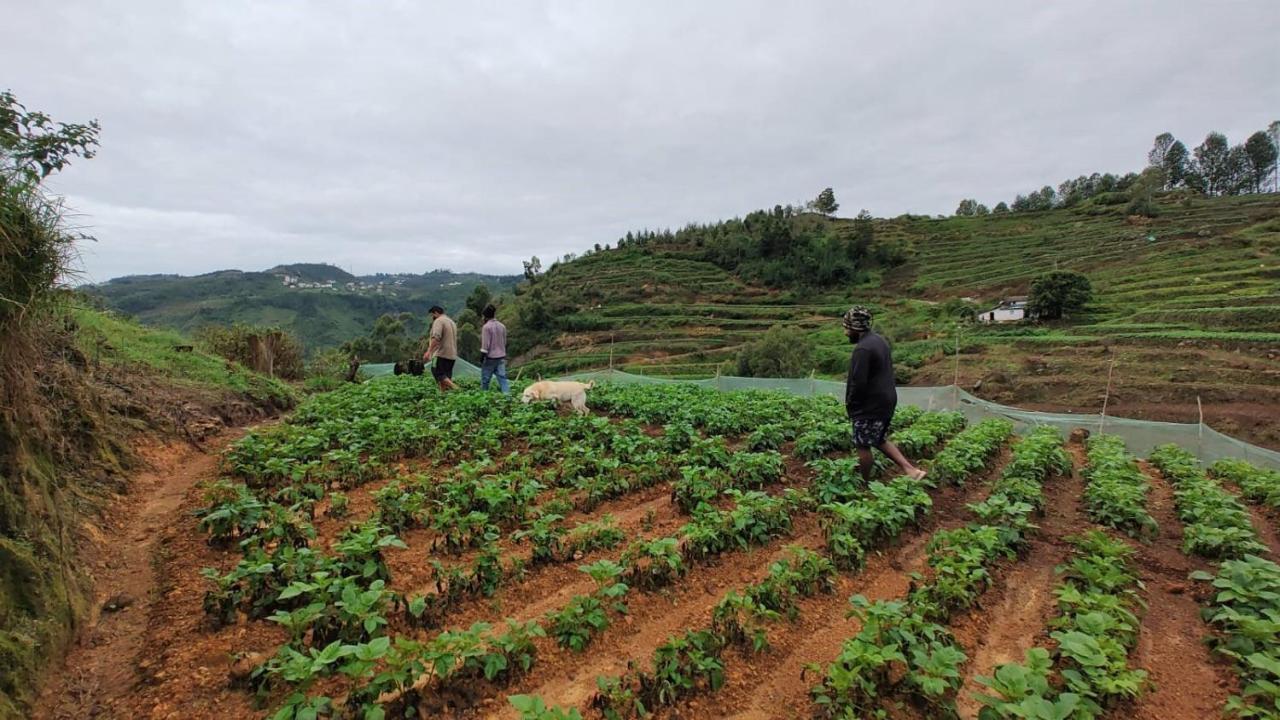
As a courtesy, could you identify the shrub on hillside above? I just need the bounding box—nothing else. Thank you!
[1027,270,1092,321]
[735,325,814,378]
[340,312,427,364]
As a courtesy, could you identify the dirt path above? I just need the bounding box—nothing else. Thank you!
[36,428,254,720]
[951,450,1089,719]
[1127,461,1235,720]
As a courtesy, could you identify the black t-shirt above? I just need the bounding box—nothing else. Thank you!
[845,331,897,420]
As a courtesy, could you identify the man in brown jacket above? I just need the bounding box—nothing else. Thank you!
[423,305,459,391]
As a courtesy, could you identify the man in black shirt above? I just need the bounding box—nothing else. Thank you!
[844,306,926,482]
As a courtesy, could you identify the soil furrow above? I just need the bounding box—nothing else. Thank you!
[440,492,688,631]
[490,514,826,716]
[712,460,1007,720]
[1127,461,1235,720]
[952,442,1089,719]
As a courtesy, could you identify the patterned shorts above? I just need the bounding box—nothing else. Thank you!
[851,417,891,449]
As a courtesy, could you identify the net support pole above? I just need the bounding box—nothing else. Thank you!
[952,327,961,410]
[1098,358,1116,435]
[809,369,816,397]
[1197,395,1205,460]
[609,334,615,370]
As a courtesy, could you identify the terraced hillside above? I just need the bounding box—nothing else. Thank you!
[514,193,1280,448]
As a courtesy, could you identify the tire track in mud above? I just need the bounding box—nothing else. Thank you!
[711,455,1011,720]
[1127,461,1235,720]
[951,442,1089,719]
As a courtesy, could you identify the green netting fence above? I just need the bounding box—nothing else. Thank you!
[360,363,1280,471]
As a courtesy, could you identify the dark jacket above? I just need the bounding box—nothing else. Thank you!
[845,331,897,420]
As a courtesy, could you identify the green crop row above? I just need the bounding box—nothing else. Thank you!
[670,451,784,513]
[818,476,933,571]
[1211,458,1280,509]
[814,427,1070,718]
[1149,444,1265,560]
[890,411,968,458]
[1082,435,1158,539]
[928,418,1015,486]
[589,547,837,718]
[1192,554,1280,719]
[976,531,1147,719]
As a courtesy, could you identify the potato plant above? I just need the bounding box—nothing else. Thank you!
[509,694,584,720]
[819,476,932,570]
[810,596,967,718]
[591,628,728,717]
[194,479,266,545]
[890,411,967,458]
[1191,554,1280,719]
[1210,458,1280,508]
[1048,532,1149,713]
[621,537,686,589]
[1150,444,1265,560]
[927,418,1014,486]
[710,546,836,652]
[546,560,630,652]
[1081,435,1158,538]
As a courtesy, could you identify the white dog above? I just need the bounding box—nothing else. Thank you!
[521,380,594,415]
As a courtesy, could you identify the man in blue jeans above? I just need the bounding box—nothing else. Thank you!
[479,304,510,394]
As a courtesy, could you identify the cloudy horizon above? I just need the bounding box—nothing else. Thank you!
[5,1,1277,283]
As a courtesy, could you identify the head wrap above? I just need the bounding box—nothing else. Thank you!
[842,305,872,332]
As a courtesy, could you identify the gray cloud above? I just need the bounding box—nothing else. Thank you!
[5,0,1277,282]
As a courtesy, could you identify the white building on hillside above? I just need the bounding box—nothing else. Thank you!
[978,296,1030,323]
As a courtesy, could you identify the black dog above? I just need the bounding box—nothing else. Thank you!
[393,359,425,376]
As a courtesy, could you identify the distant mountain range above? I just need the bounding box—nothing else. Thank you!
[88,263,520,352]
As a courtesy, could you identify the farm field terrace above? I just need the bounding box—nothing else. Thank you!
[69,376,1280,720]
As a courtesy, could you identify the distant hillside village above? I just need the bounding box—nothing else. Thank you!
[274,271,464,294]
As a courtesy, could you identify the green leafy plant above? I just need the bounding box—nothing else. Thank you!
[927,418,1013,486]
[810,596,966,718]
[819,476,931,570]
[194,480,266,544]
[1081,435,1158,538]
[974,647,1082,720]
[1191,554,1280,719]
[547,561,630,652]
[514,513,566,564]
[1211,458,1280,509]
[1046,532,1148,715]
[509,694,584,720]
[621,537,686,589]
[1151,444,1266,560]
[326,491,350,519]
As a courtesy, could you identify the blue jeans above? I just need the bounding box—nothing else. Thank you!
[481,356,509,394]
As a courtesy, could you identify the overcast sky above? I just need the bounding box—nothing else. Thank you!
[5,1,1277,282]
